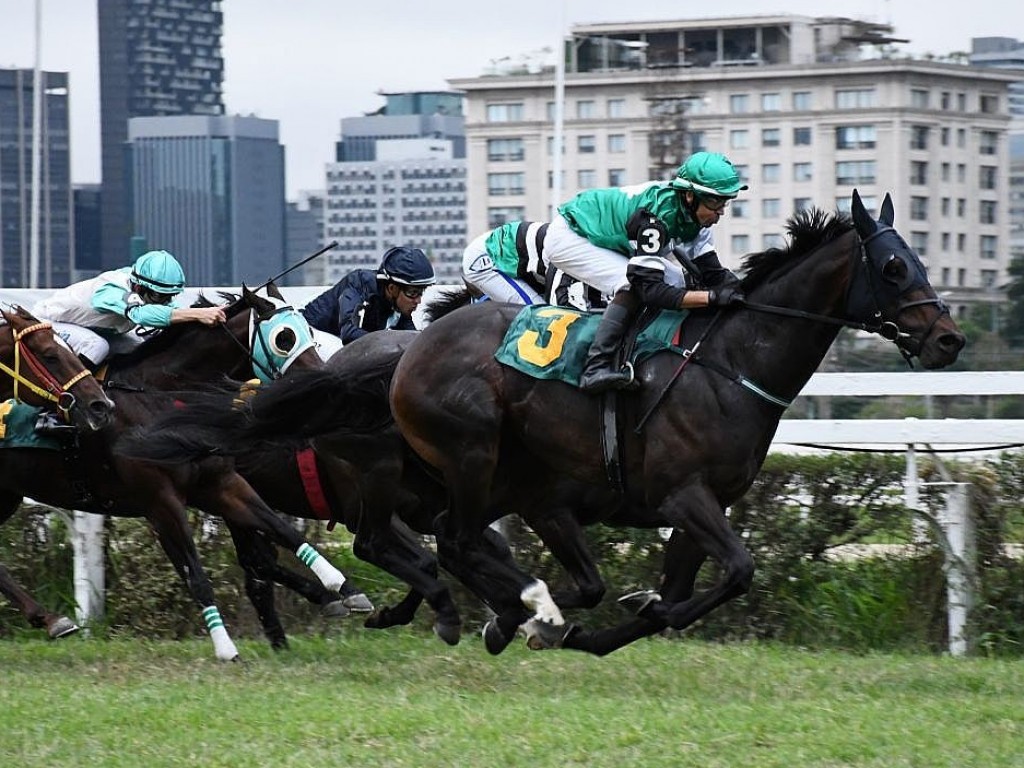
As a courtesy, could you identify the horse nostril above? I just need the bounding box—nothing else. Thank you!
[939,332,966,352]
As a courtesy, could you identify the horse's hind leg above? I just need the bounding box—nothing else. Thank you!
[0,561,79,638]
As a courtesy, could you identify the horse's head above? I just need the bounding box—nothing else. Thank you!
[239,283,322,382]
[0,305,115,431]
[847,190,965,369]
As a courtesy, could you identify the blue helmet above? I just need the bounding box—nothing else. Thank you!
[377,246,435,287]
[131,250,186,294]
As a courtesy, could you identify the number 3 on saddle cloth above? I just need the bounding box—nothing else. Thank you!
[494,305,689,386]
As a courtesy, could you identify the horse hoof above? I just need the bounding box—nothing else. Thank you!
[342,592,374,613]
[47,616,80,639]
[524,619,572,650]
[270,636,290,652]
[481,619,514,656]
[434,621,461,646]
[320,600,352,619]
[618,589,661,616]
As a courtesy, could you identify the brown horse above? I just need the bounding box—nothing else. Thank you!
[0,289,369,659]
[0,306,114,638]
[388,192,965,654]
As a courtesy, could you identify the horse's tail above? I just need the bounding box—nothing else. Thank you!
[422,286,473,324]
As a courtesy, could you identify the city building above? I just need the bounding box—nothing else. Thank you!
[73,184,103,278]
[286,191,327,285]
[324,92,467,283]
[128,114,285,287]
[450,15,1018,316]
[98,0,224,271]
[0,68,73,288]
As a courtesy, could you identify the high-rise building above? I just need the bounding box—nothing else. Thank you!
[128,115,285,287]
[324,92,467,283]
[451,14,1017,315]
[73,184,103,278]
[0,69,73,288]
[286,191,327,285]
[98,0,224,272]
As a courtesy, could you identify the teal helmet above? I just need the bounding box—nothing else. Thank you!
[669,152,749,198]
[131,250,186,295]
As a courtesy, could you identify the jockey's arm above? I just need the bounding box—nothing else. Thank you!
[169,306,226,326]
[626,257,714,310]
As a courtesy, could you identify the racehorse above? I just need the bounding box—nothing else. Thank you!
[0,305,114,638]
[386,191,965,654]
[0,288,368,659]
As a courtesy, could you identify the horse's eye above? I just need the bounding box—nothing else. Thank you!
[269,326,297,355]
[882,254,908,283]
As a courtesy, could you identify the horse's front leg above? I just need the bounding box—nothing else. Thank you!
[145,500,239,662]
[0,562,79,639]
[528,508,606,610]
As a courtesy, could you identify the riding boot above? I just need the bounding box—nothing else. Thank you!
[34,412,77,438]
[578,292,640,394]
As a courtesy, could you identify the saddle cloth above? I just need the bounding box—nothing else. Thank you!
[494,305,688,385]
[0,399,62,449]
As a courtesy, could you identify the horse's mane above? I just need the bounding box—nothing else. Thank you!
[740,208,854,289]
[422,287,474,324]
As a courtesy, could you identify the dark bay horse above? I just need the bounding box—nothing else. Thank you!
[0,289,367,659]
[388,192,965,654]
[0,306,114,638]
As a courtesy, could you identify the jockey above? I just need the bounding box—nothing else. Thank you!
[301,246,435,349]
[544,151,749,393]
[462,220,605,311]
[31,249,226,434]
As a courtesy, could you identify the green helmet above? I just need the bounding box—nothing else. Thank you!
[669,152,749,198]
[131,250,186,294]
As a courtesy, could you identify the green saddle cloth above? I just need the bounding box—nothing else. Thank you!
[0,399,62,450]
[494,305,688,385]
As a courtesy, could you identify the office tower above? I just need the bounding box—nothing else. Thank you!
[286,191,327,285]
[73,184,103,278]
[0,69,73,288]
[98,0,223,271]
[324,92,467,283]
[128,115,285,287]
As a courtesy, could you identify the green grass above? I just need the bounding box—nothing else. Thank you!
[1,628,1021,767]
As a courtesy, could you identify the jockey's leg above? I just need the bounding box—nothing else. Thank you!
[578,290,640,393]
[462,231,543,305]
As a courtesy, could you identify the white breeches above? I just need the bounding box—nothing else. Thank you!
[48,322,113,365]
[311,328,344,361]
[545,214,687,297]
[461,232,543,305]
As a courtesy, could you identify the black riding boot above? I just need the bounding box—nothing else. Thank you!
[578,292,639,394]
[35,412,76,437]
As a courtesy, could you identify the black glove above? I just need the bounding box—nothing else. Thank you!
[625,208,669,257]
[707,286,746,307]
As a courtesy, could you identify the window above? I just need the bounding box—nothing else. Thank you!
[941,164,951,183]
[835,160,876,185]
[941,127,950,146]
[957,129,966,148]
[763,233,786,249]
[941,197,951,216]
[958,233,966,252]
[763,198,781,218]
[910,196,929,221]
[910,88,930,109]
[957,268,966,286]
[941,267,950,285]
[941,233,951,251]
[980,131,998,155]
[792,91,812,110]
[910,125,929,150]
[836,125,876,149]
[911,232,928,256]
[487,172,525,195]
[730,129,749,149]
[793,127,812,146]
[608,168,626,186]
[546,101,556,121]
[546,170,565,189]
[487,206,525,227]
[980,166,997,190]
[487,138,524,162]
[578,135,596,153]
[486,103,524,122]
[982,269,998,287]
[762,163,781,183]
[980,201,997,224]
[607,98,626,118]
[836,195,878,214]
[957,198,966,217]
[957,93,967,111]
[731,234,750,253]
[793,197,812,212]
[577,169,596,188]
[733,165,749,184]
[910,161,928,185]
[546,137,566,156]
[730,94,750,113]
[762,93,781,111]
[608,134,626,153]
[793,162,812,182]
[981,235,998,259]
[577,100,595,119]
[835,88,876,109]
[688,131,706,153]
[762,128,781,147]
[980,94,999,114]
[731,200,749,219]
[941,91,951,110]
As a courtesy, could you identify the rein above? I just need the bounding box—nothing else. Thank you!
[0,322,91,419]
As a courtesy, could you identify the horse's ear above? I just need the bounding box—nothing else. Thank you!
[266,281,285,302]
[241,283,253,299]
[879,193,895,227]
[849,189,874,236]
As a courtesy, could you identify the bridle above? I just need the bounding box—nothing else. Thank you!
[219,302,316,384]
[0,320,92,421]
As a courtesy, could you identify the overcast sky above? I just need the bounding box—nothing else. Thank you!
[1,0,1019,198]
